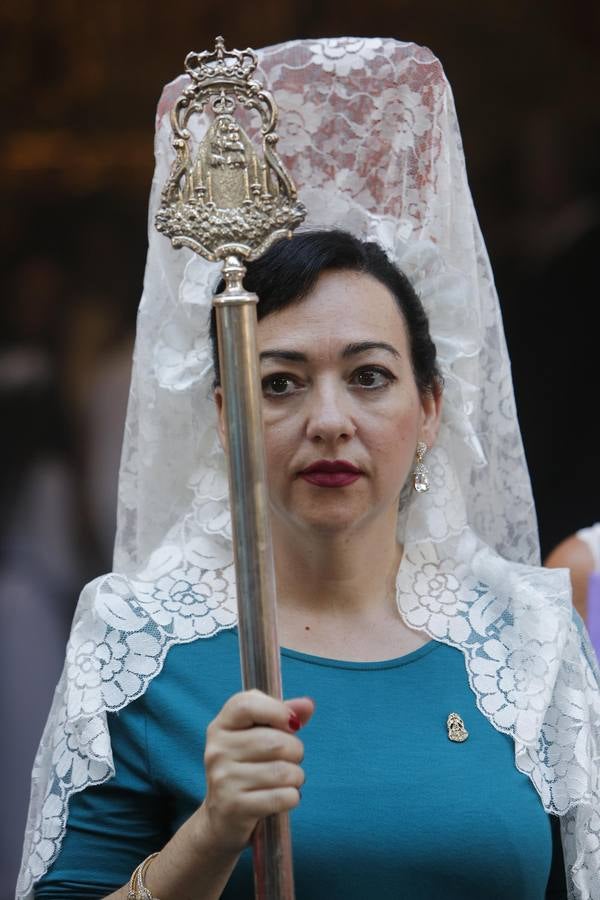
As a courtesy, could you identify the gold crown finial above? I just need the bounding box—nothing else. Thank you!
[155,37,305,261]
[184,36,258,85]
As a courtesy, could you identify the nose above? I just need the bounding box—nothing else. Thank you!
[305,379,356,445]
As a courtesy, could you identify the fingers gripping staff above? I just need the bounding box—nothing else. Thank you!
[203,692,314,856]
[155,36,306,900]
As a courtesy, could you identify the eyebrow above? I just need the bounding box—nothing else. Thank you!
[259,349,308,363]
[341,341,401,359]
[259,341,401,364]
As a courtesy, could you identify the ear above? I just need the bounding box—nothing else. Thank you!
[214,387,228,452]
[419,382,443,449]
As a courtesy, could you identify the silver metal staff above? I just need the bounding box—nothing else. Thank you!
[155,37,306,900]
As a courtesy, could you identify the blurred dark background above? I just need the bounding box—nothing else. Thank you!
[1,2,599,896]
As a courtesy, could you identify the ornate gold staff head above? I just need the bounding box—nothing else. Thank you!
[155,36,306,261]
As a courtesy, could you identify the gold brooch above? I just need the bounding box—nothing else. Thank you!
[447,712,469,742]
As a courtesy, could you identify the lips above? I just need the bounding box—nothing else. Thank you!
[298,459,363,488]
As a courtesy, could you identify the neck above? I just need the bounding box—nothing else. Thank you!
[272,509,402,622]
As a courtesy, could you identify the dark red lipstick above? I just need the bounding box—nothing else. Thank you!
[299,459,363,488]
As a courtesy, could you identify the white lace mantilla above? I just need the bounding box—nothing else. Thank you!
[18,37,600,899]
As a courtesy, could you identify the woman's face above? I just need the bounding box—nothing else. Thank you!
[219,269,441,536]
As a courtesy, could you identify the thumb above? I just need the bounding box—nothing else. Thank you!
[285,697,315,729]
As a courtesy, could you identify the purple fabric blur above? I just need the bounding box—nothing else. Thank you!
[587,572,600,659]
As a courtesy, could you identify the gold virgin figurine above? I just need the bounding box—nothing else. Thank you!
[155,37,306,900]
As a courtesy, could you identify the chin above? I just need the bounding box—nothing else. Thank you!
[273,498,376,536]
[300,513,362,535]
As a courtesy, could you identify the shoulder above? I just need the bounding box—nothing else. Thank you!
[137,627,242,722]
[545,533,595,620]
[545,533,596,574]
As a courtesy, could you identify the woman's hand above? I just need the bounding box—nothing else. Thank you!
[196,690,315,855]
[103,693,313,900]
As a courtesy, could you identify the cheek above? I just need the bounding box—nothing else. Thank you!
[368,399,420,451]
[382,427,416,473]
[263,412,298,469]
[365,404,421,487]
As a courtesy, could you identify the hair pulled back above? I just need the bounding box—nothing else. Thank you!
[210,229,442,396]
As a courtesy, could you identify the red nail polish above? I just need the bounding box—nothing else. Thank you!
[288,713,301,732]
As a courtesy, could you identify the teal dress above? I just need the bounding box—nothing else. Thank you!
[35,631,565,898]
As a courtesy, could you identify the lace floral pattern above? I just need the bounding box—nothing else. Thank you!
[18,38,600,899]
[398,537,600,898]
[18,563,237,897]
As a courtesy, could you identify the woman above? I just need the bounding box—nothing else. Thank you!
[19,38,600,900]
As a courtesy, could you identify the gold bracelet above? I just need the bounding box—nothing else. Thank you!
[127,851,161,900]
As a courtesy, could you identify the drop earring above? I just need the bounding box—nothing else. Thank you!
[413,441,430,493]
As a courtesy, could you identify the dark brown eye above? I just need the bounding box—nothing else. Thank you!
[357,370,377,387]
[262,374,298,396]
[351,367,394,389]
[271,376,290,393]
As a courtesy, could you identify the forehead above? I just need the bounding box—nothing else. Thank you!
[256,270,409,352]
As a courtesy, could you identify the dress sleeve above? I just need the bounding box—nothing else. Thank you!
[34,695,170,898]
